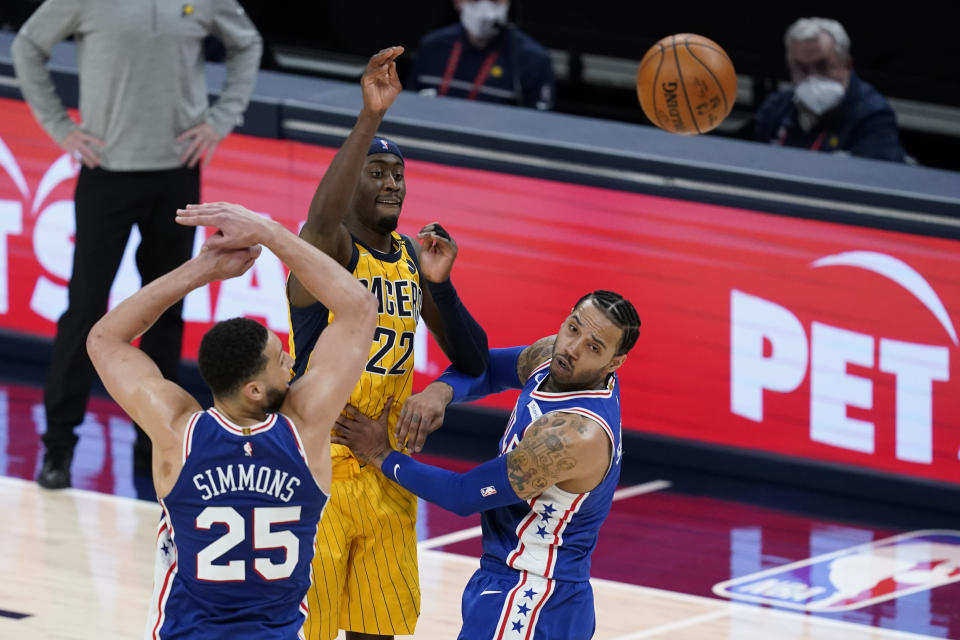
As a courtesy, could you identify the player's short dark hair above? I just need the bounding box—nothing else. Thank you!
[574,290,641,356]
[198,317,269,397]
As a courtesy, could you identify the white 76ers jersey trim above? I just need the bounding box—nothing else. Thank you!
[507,486,589,578]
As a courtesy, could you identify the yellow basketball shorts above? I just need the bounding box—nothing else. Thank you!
[303,463,420,640]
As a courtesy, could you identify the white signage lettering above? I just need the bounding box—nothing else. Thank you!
[879,339,949,463]
[810,322,875,453]
[730,289,808,422]
[0,200,22,313]
[731,281,953,464]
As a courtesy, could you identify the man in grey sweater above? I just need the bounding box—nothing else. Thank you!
[12,0,263,489]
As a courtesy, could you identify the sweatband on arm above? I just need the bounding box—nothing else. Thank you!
[381,450,522,517]
[426,278,489,376]
[437,345,525,403]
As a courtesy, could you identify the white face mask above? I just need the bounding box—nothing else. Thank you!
[460,1,509,44]
[793,76,846,117]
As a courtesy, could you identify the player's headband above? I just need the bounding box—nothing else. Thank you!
[368,137,404,163]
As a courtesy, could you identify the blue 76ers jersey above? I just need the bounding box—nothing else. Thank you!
[481,358,622,583]
[146,409,328,640]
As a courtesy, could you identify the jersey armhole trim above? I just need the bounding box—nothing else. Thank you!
[399,233,422,273]
[284,414,330,497]
[181,411,204,462]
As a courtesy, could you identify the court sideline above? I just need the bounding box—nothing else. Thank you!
[1,379,959,639]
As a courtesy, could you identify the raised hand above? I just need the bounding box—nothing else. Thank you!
[175,202,276,249]
[361,46,404,115]
[416,222,458,283]
[59,129,104,168]
[396,382,452,453]
[332,397,395,466]
[197,242,262,282]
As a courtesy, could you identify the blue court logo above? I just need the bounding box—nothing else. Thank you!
[713,530,960,612]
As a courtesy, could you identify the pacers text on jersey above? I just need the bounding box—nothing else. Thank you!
[359,275,421,319]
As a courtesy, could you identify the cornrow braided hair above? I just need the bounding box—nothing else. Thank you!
[574,290,641,355]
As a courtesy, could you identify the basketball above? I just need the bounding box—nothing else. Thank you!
[636,34,737,135]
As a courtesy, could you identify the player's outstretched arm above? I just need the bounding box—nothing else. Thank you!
[395,336,556,451]
[394,343,521,453]
[289,46,404,307]
[334,405,610,515]
[87,238,262,457]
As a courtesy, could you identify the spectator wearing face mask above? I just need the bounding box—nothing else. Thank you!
[408,0,555,110]
[752,17,907,162]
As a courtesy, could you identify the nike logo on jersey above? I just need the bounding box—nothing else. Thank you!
[393,464,401,481]
[480,590,502,596]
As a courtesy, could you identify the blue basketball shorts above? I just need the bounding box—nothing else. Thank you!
[457,559,595,640]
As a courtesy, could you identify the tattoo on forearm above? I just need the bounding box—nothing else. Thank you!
[506,412,591,497]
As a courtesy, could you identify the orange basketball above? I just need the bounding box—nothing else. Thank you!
[636,34,737,135]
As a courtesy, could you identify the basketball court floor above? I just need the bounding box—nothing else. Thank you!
[1,377,958,639]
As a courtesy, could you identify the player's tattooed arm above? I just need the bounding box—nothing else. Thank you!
[516,335,556,381]
[505,410,611,499]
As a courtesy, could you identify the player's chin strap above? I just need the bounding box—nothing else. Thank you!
[381,450,521,517]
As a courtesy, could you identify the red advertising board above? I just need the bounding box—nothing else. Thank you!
[2,97,958,485]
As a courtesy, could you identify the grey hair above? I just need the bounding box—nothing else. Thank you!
[785,17,851,60]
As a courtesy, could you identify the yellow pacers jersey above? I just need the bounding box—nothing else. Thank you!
[289,231,424,639]
[288,231,421,473]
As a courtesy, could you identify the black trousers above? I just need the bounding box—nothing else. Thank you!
[42,166,199,455]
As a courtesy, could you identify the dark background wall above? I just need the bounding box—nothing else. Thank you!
[246,1,960,173]
[2,1,957,171]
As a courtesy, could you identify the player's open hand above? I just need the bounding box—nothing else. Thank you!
[396,382,452,453]
[361,46,404,115]
[416,222,458,283]
[332,397,395,466]
[176,202,276,249]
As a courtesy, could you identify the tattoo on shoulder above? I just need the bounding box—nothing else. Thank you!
[506,412,592,497]
[517,336,557,381]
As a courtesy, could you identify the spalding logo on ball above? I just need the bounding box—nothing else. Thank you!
[636,33,737,135]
